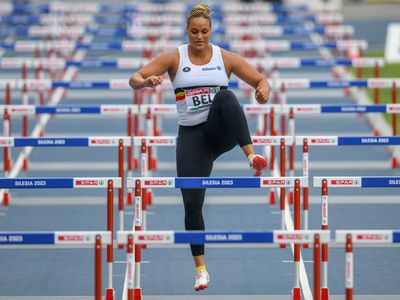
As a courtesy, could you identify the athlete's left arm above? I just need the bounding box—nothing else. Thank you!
[222,50,270,104]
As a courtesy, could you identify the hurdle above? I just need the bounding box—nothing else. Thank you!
[0,177,121,299]
[0,230,111,300]
[0,104,140,173]
[125,176,308,298]
[314,176,400,300]
[0,137,130,237]
[335,230,400,300]
[117,229,329,300]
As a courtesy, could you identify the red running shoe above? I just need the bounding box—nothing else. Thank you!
[248,154,267,176]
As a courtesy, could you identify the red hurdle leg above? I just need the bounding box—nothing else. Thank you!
[106,180,115,300]
[118,139,125,248]
[314,234,321,300]
[303,139,309,248]
[280,139,286,248]
[127,109,134,205]
[293,179,301,299]
[321,179,329,300]
[95,235,102,300]
[345,234,353,300]
[127,234,135,300]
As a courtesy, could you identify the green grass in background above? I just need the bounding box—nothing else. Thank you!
[351,50,400,133]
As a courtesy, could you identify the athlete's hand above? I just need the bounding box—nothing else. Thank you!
[255,79,270,104]
[144,75,163,88]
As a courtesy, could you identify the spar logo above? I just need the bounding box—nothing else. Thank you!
[310,138,335,144]
[245,107,264,113]
[75,180,105,186]
[296,107,318,113]
[253,138,275,144]
[153,107,175,112]
[102,107,126,113]
[276,233,307,241]
[388,106,400,112]
[262,179,288,186]
[0,139,11,146]
[356,234,388,241]
[331,179,359,186]
[149,138,173,145]
[185,87,211,97]
[144,179,173,186]
[137,234,170,241]
[90,139,115,145]
[10,107,31,113]
[58,235,90,242]
[368,80,388,88]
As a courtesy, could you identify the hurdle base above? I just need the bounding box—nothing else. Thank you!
[106,288,114,300]
[292,287,301,300]
[321,287,329,300]
[118,244,124,249]
[127,192,133,205]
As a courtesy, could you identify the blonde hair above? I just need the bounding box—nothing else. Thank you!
[186,3,212,27]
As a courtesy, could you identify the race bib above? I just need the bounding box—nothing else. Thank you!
[185,87,220,112]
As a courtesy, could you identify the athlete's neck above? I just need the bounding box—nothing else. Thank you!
[188,43,212,65]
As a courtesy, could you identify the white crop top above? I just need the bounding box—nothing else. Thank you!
[171,44,229,126]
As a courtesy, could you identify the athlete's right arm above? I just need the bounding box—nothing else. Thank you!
[129,51,177,89]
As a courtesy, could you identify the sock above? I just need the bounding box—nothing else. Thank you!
[196,265,206,272]
[247,153,255,161]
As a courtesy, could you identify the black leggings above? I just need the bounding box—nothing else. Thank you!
[176,89,252,256]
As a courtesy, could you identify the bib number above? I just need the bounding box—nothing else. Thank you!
[185,87,220,112]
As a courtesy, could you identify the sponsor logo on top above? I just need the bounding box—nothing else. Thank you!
[330,179,359,186]
[201,66,222,72]
[252,137,276,144]
[143,179,173,186]
[388,105,400,112]
[102,107,127,113]
[368,80,391,88]
[276,233,308,241]
[137,234,170,241]
[57,235,89,242]
[90,139,116,145]
[355,234,388,241]
[185,87,212,97]
[75,180,105,187]
[262,179,290,186]
[0,138,12,146]
[148,138,174,145]
[286,80,309,89]
[310,138,336,144]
